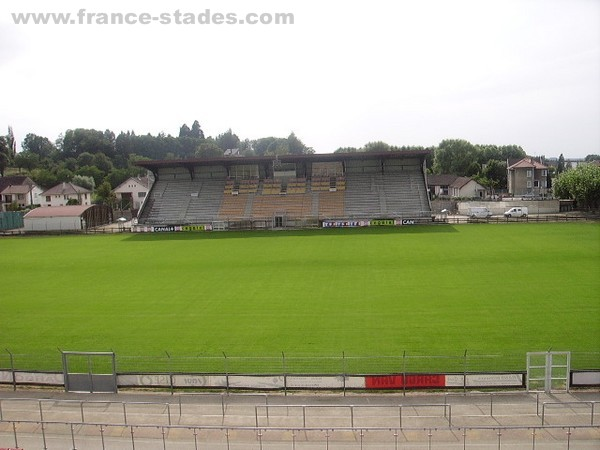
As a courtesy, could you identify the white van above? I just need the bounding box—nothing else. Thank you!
[504,207,528,218]
[469,207,492,218]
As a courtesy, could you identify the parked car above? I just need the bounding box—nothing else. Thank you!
[469,207,492,218]
[504,207,528,218]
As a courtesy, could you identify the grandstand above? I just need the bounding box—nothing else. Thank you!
[136,151,431,229]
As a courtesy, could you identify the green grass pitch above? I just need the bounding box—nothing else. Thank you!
[1,222,599,373]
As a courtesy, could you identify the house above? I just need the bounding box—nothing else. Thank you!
[40,182,92,207]
[0,176,43,211]
[112,176,151,211]
[23,204,112,232]
[507,158,549,197]
[427,175,486,198]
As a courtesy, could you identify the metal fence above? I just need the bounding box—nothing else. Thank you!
[437,213,598,225]
[2,349,599,376]
[1,420,598,449]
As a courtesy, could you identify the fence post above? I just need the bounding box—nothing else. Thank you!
[223,352,229,393]
[282,351,287,396]
[6,349,16,392]
[463,350,468,394]
[342,351,347,397]
[402,351,407,397]
[166,351,173,395]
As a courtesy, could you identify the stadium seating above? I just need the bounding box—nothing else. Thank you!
[138,162,430,225]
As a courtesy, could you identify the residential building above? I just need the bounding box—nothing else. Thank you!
[507,158,549,197]
[112,176,151,211]
[0,176,43,211]
[427,175,486,198]
[40,182,92,207]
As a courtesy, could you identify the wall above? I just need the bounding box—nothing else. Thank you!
[24,216,83,231]
[458,200,560,216]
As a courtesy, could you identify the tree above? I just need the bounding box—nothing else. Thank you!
[553,163,600,210]
[55,166,74,182]
[238,139,254,156]
[13,150,40,172]
[265,138,289,156]
[0,136,11,176]
[76,165,104,187]
[72,175,95,191]
[30,168,58,189]
[215,129,240,151]
[94,180,116,206]
[190,120,205,140]
[287,132,308,155]
[253,137,277,156]
[433,139,479,175]
[104,168,130,189]
[92,152,114,175]
[584,154,600,162]
[195,141,223,158]
[7,126,16,157]
[22,133,56,158]
[363,141,390,153]
[557,154,565,174]
[481,159,507,191]
[61,129,115,158]
[77,152,95,167]
[178,124,191,138]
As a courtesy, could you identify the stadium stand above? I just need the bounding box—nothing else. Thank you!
[136,151,432,228]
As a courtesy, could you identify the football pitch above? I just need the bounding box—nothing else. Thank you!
[1,222,599,373]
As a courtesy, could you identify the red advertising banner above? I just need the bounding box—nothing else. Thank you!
[365,374,446,389]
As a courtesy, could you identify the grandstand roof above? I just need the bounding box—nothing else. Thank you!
[135,150,431,171]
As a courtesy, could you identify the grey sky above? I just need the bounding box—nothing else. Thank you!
[1,0,598,158]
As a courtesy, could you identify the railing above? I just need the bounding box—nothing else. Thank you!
[1,419,598,450]
[541,401,598,425]
[255,403,452,428]
[3,393,598,429]
[4,349,599,375]
[0,398,173,425]
[436,213,599,225]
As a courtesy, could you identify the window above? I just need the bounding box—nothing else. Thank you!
[527,181,532,188]
[46,196,51,202]
[526,170,532,177]
[138,192,146,198]
[542,169,548,177]
[534,180,540,188]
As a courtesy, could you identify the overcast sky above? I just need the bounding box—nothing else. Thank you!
[1,0,598,158]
